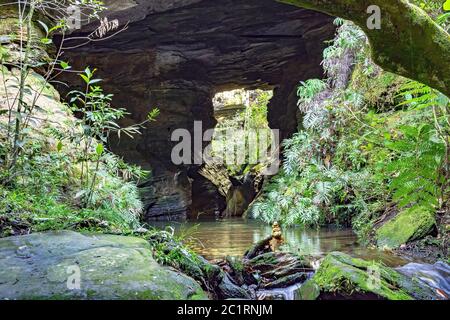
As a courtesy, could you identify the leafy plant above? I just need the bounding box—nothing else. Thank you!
[390,81,450,210]
[0,0,109,184]
[0,2,159,235]
[211,89,272,176]
[384,125,443,211]
[61,68,158,208]
[297,79,327,105]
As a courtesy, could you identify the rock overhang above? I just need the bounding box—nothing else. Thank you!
[58,0,336,220]
[64,0,335,88]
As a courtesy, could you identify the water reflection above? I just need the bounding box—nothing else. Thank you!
[150,218,410,267]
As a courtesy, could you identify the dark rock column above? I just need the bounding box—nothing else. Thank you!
[267,58,325,141]
[268,81,300,142]
[111,80,217,221]
[189,168,227,220]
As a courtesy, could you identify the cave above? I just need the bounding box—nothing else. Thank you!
[58,0,335,221]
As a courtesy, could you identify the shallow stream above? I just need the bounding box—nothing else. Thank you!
[151,218,411,267]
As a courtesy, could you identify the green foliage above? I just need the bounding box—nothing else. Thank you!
[0,4,160,237]
[297,79,327,105]
[63,68,157,208]
[212,89,272,176]
[251,170,320,226]
[0,1,107,184]
[0,141,144,237]
[322,20,366,83]
[251,21,375,228]
[245,90,271,130]
[251,19,449,245]
[389,81,450,211]
[385,125,442,210]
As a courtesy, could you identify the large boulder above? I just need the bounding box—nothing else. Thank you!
[295,252,439,300]
[0,231,207,300]
[376,207,436,249]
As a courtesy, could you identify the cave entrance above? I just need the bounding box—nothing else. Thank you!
[190,88,274,220]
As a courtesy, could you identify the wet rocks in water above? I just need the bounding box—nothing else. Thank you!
[141,229,449,301]
[221,256,246,286]
[181,228,312,299]
[158,230,315,300]
[239,225,314,294]
[263,272,309,289]
[244,252,313,290]
[147,231,213,286]
[244,236,274,260]
[295,252,443,300]
[295,279,321,300]
[147,231,248,299]
[218,273,252,300]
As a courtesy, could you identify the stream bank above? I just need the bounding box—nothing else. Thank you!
[148,223,450,300]
[0,227,448,300]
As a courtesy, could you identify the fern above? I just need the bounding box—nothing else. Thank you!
[397,81,437,109]
[387,80,449,211]
[297,79,327,106]
[385,126,442,210]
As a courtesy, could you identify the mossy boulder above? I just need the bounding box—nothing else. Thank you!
[376,207,436,249]
[0,231,207,300]
[294,278,321,300]
[278,0,450,96]
[295,252,438,300]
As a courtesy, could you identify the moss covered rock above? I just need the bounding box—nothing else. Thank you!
[376,207,436,249]
[295,252,438,300]
[0,231,207,300]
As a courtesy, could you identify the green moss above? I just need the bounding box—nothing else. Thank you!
[376,206,436,248]
[306,252,415,300]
